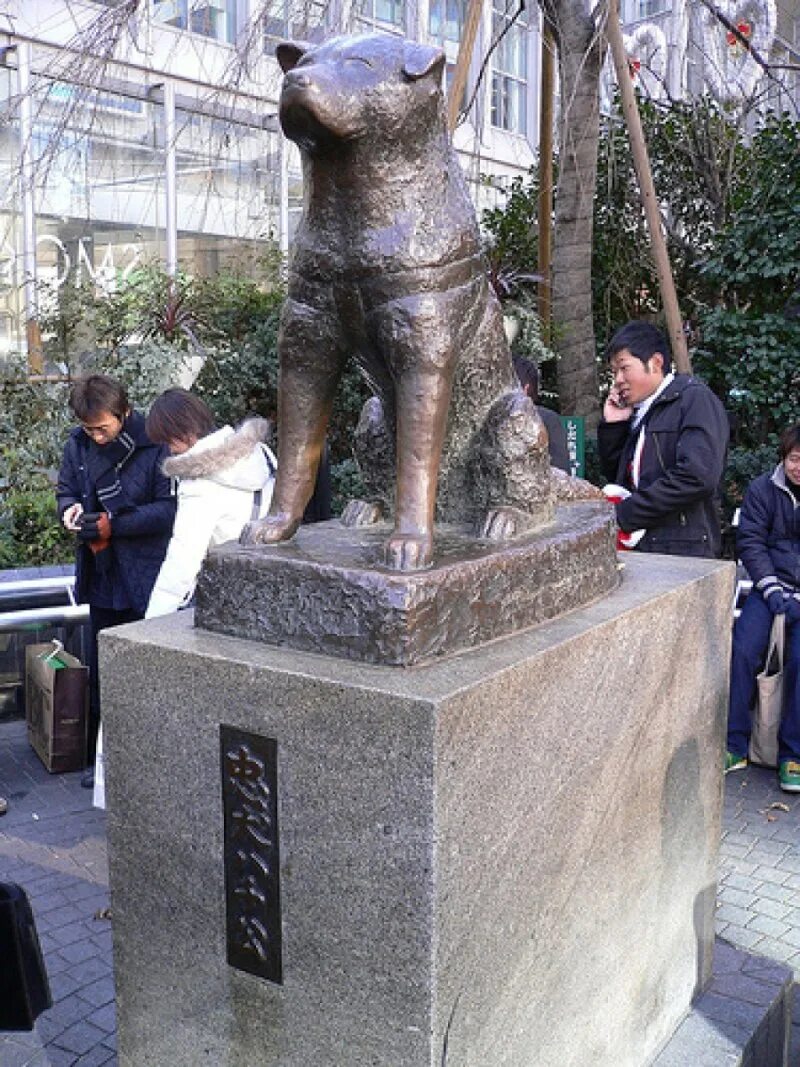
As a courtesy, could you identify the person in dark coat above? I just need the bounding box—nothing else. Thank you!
[56,375,175,783]
[725,426,800,791]
[512,354,571,473]
[597,321,729,558]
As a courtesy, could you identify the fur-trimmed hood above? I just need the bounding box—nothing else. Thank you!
[162,417,273,491]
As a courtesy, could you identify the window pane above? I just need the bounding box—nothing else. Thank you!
[174,109,282,275]
[154,0,238,43]
[491,0,527,133]
[357,0,405,29]
[636,0,669,16]
[292,0,328,41]
[263,0,289,49]
[153,0,188,30]
[429,0,465,43]
[31,84,166,299]
[265,0,327,48]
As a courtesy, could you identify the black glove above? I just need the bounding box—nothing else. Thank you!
[785,597,800,623]
[75,512,105,543]
[764,588,787,615]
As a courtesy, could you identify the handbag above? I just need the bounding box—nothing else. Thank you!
[0,882,52,1030]
[749,613,785,768]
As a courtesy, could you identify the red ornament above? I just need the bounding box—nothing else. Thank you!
[727,20,751,47]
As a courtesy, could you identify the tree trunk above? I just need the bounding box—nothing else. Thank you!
[542,0,605,426]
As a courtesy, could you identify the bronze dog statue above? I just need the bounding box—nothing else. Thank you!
[241,33,553,570]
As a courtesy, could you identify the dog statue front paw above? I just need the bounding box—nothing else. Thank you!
[239,514,300,546]
[383,531,433,571]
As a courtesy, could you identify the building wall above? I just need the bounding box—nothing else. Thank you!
[606,0,799,109]
[0,0,542,362]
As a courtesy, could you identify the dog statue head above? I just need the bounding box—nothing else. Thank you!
[276,33,446,155]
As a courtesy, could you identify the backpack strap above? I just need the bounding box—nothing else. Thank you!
[251,489,263,522]
[251,443,276,519]
[261,443,277,478]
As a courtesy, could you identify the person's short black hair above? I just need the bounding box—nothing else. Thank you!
[512,354,541,402]
[605,321,672,374]
[146,389,216,446]
[779,425,800,459]
[69,375,129,421]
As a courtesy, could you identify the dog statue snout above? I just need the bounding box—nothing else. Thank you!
[284,70,311,89]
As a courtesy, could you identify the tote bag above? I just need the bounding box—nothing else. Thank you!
[749,613,785,768]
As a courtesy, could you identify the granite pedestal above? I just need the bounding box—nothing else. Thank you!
[100,552,733,1067]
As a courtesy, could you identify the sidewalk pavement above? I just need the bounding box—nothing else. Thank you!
[0,720,114,1067]
[1,714,800,1066]
[719,763,800,1063]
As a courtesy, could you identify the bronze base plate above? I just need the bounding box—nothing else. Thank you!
[194,502,620,667]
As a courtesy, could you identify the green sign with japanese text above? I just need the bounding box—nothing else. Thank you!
[561,416,585,478]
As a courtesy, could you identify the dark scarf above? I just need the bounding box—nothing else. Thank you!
[86,410,150,516]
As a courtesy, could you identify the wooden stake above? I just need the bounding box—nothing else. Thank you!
[26,318,43,376]
[537,19,555,341]
[605,0,691,372]
[448,0,484,132]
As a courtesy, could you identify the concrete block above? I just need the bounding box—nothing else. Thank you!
[101,553,733,1067]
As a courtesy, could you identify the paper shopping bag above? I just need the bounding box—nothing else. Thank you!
[25,643,88,773]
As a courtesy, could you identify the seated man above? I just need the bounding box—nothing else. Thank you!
[597,321,729,558]
[726,426,800,792]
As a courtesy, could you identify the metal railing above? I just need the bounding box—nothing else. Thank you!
[0,574,89,633]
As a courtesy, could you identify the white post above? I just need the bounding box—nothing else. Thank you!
[17,41,42,372]
[163,79,178,277]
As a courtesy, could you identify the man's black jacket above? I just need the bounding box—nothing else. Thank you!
[56,414,175,614]
[597,374,729,558]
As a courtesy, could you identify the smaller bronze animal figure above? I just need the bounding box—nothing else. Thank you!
[241,33,553,569]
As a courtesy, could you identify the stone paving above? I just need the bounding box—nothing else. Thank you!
[718,762,800,1064]
[1,714,800,1065]
[0,719,115,1067]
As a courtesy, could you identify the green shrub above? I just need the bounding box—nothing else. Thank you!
[0,331,185,568]
[191,289,371,514]
[330,457,365,516]
[0,483,74,569]
[723,444,777,515]
[192,315,281,427]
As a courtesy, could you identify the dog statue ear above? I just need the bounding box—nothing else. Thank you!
[402,43,446,83]
[276,41,311,73]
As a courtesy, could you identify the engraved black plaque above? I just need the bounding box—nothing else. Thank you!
[220,726,282,984]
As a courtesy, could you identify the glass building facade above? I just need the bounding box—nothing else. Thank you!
[1,0,542,364]
[0,58,290,362]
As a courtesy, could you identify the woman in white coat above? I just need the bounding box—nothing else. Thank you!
[144,389,276,618]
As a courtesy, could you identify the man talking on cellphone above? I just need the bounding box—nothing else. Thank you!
[597,321,729,558]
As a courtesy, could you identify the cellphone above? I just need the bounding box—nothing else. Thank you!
[77,512,103,526]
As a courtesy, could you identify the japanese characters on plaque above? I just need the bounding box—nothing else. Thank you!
[220,726,282,983]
